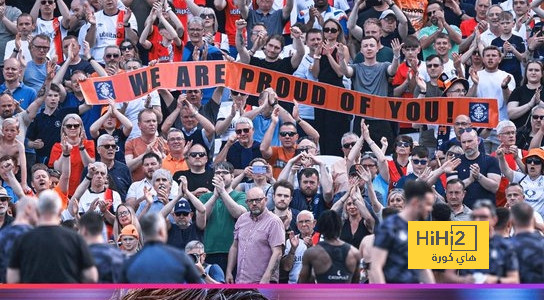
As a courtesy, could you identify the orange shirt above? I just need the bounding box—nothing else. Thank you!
[26,185,69,210]
[124,137,168,181]
[267,146,296,179]
[48,140,96,197]
[162,154,189,175]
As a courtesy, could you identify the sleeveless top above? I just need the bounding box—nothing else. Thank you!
[314,241,353,283]
[318,47,344,87]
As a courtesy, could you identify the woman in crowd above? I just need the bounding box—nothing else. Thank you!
[517,105,544,149]
[232,158,274,194]
[113,204,143,248]
[507,61,544,129]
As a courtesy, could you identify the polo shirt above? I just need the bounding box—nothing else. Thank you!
[0,82,36,109]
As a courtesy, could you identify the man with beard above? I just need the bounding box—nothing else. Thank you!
[226,187,284,283]
[369,180,435,283]
[200,162,247,273]
[0,196,38,283]
[298,210,360,283]
[159,176,206,250]
[456,128,501,209]
[491,120,527,207]
[284,165,332,220]
[173,143,214,197]
[215,117,262,175]
[419,1,462,60]
[0,187,13,230]
[270,180,299,232]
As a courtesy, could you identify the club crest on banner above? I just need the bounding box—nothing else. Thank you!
[94,81,116,100]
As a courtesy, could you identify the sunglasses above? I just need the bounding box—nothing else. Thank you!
[41,0,54,4]
[235,128,251,134]
[231,91,246,96]
[175,212,191,217]
[118,210,130,217]
[105,53,120,58]
[101,144,118,150]
[412,159,428,165]
[458,127,475,134]
[246,197,265,204]
[200,13,215,19]
[343,142,356,149]
[526,157,543,165]
[447,152,463,159]
[65,123,80,129]
[532,115,544,120]
[279,131,297,137]
[32,44,50,51]
[427,11,437,17]
[426,63,441,68]
[120,45,134,51]
[0,197,9,202]
[454,121,470,126]
[323,27,339,33]
[188,152,206,158]
[396,141,411,147]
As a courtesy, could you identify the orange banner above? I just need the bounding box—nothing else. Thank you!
[79,61,499,127]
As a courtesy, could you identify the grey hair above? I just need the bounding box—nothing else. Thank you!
[152,168,172,183]
[340,132,358,145]
[140,213,166,241]
[97,133,115,147]
[188,16,204,28]
[296,210,314,222]
[92,161,108,175]
[38,190,62,215]
[185,240,205,252]
[234,116,254,129]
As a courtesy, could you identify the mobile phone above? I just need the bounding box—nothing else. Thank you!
[252,165,267,174]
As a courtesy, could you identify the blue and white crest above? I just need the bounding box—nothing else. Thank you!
[94,81,116,100]
[469,103,489,123]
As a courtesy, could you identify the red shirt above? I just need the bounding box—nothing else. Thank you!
[147,25,183,62]
[172,0,206,43]
[491,150,527,207]
[224,0,241,46]
[460,18,478,38]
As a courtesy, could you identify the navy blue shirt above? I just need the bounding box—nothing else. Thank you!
[167,222,203,250]
[0,224,32,283]
[511,231,544,283]
[374,214,418,283]
[290,189,328,221]
[121,241,203,283]
[456,153,501,208]
[226,141,262,170]
[491,35,525,86]
[460,235,519,278]
[97,128,127,163]
[0,82,36,109]
[26,107,78,164]
[89,243,125,283]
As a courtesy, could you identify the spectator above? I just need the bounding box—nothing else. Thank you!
[507,61,544,129]
[0,57,36,109]
[55,35,95,86]
[0,186,13,229]
[419,0,462,60]
[446,179,472,221]
[0,0,21,80]
[480,5,504,46]
[298,210,361,283]
[519,106,544,150]
[159,176,206,250]
[297,0,348,33]
[216,117,262,173]
[79,211,124,283]
[237,0,293,38]
[280,210,316,283]
[113,204,143,248]
[48,114,95,197]
[460,0,489,38]
[232,158,273,195]
[23,34,55,92]
[491,11,525,85]
[161,128,189,176]
[226,187,284,283]
[352,19,393,63]
[120,212,202,283]
[136,168,175,217]
[415,55,445,98]
[118,224,141,256]
[185,240,226,283]
[173,143,214,197]
[7,190,98,283]
[4,13,31,65]
[0,196,37,283]
[29,0,71,61]
[200,161,247,273]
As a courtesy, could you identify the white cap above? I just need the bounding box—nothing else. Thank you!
[379,9,396,20]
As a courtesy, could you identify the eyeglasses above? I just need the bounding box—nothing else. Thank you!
[0,197,9,202]
[215,170,231,175]
[246,197,265,204]
[231,91,246,96]
[447,151,463,159]
[235,128,251,134]
[122,237,136,242]
[118,210,130,217]
[168,137,184,142]
[105,53,120,58]
[448,89,467,94]
[279,131,297,137]
[454,121,470,126]
[362,164,376,168]
[101,144,118,150]
[412,159,428,165]
[120,45,134,51]
[174,212,191,217]
[41,0,54,5]
[532,115,544,120]
[526,157,543,165]
[396,141,411,147]
[499,130,516,136]
[64,123,80,129]
[426,63,441,68]
[200,13,215,19]
[297,219,313,224]
[188,152,206,158]
[458,127,474,134]
[32,44,50,51]
[342,142,356,149]
[188,27,203,32]
[323,27,339,33]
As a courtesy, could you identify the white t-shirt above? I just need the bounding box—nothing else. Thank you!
[216,101,242,141]
[284,237,308,284]
[126,178,180,201]
[513,171,544,217]
[469,69,516,121]
[78,188,122,214]
[33,17,68,59]
[79,9,137,63]
[4,40,32,64]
